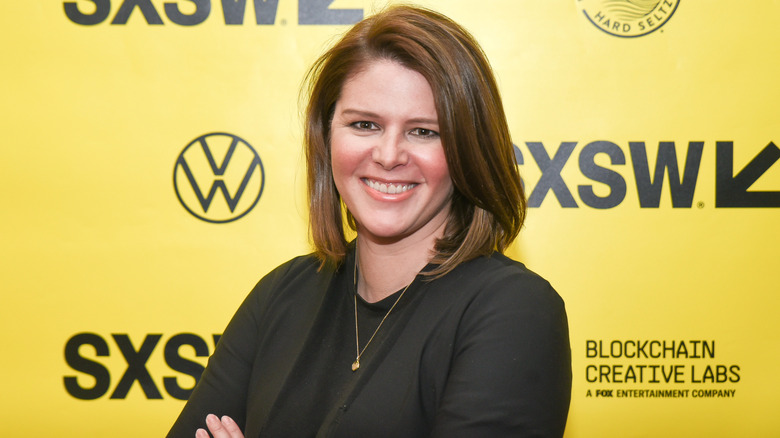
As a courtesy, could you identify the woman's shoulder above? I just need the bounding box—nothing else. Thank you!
[426,253,569,355]
[256,252,337,286]
[265,253,323,278]
[438,252,563,311]
[457,253,553,289]
[243,253,337,307]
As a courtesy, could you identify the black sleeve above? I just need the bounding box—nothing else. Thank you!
[431,272,572,438]
[166,262,293,438]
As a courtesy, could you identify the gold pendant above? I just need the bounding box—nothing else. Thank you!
[352,359,360,371]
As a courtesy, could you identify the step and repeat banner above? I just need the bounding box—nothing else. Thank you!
[2,1,778,436]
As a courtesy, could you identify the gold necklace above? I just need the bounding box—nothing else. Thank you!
[352,254,415,372]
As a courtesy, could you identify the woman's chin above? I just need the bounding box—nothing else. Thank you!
[357,227,409,243]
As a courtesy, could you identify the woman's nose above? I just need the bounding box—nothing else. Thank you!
[372,132,408,169]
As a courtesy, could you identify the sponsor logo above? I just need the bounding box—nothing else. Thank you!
[64,332,219,400]
[63,0,363,26]
[173,132,265,223]
[583,339,741,400]
[578,0,680,38]
[514,140,780,208]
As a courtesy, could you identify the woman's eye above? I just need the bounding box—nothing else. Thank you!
[351,121,376,130]
[410,128,439,138]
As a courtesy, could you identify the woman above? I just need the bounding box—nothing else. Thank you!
[169,5,571,438]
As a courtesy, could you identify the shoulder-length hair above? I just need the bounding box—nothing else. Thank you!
[303,5,525,278]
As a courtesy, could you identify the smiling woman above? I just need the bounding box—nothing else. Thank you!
[168,5,571,438]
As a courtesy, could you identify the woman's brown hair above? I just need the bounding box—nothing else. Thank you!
[304,5,525,277]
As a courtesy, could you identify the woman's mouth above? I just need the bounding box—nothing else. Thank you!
[363,178,417,194]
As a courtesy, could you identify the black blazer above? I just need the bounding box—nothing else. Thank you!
[168,250,571,437]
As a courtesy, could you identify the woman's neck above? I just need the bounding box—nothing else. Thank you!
[355,228,442,303]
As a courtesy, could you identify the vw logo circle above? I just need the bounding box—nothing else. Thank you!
[173,132,265,223]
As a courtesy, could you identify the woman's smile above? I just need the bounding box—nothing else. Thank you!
[362,178,418,195]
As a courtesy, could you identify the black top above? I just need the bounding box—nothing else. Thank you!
[168,249,571,437]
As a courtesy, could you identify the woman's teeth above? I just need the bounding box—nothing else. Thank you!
[365,179,416,194]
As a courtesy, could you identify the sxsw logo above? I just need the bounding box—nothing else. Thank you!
[173,132,264,223]
[63,0,362,26]
[515,140,780,208]
[64,332,219,400]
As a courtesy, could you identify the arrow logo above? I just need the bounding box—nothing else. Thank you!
[716,141,780,207]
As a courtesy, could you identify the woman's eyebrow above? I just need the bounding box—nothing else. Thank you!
[337,108,380,118]
[338,108,438,125]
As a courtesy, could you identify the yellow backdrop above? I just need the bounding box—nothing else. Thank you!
[2,1,778,436]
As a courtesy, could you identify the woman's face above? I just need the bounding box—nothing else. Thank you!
[330,59,453,245]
